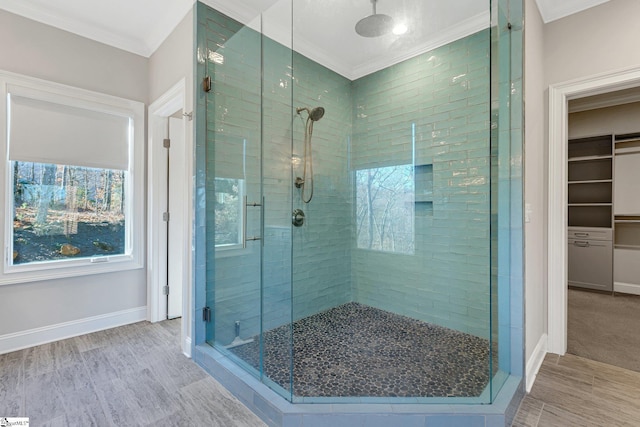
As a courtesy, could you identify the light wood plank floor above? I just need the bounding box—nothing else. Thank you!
[0,319,266,426]
[512,353,640,426]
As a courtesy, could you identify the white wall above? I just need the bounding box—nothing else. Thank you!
[0,10,148,346]
[523,0,547,387]
[569,102,640,138]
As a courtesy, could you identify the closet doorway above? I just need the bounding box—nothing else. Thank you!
[547,67,640,356]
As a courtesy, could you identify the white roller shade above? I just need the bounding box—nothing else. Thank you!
[8,93,130,170]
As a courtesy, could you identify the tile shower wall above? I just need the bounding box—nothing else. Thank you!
[199,3,493,343]
[351,30,492,338]
[199,4,352,345]
[290,51,353,321]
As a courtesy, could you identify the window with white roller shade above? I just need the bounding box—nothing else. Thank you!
[7,88,130,170]
[0,70,145,285]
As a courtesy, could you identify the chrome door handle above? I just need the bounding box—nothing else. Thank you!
[243,196,263,248]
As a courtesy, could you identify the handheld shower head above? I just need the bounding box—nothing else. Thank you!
[309,107,325,121]
[296,106,325,121]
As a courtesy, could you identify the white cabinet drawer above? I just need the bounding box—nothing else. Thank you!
[568,227,612,241]
[568,238,613,291]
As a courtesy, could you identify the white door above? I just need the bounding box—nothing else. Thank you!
[167,116,185,319]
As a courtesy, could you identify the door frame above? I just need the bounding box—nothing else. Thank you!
[547,67,640,354]
[147,79,192,356]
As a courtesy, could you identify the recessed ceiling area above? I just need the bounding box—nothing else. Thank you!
[0,0,612,78]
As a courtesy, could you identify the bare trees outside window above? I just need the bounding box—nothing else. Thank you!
[355,165,415,254]
[12,161,125,264]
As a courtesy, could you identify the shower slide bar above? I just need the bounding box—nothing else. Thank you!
[242,196,263,248]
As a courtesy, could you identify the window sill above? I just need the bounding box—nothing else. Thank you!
[0,255,143,286]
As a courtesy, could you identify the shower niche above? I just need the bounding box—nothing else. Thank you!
[415,163,433,216]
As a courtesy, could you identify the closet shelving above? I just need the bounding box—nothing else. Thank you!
[567,135,613,291]
[567,133,640,294]
[613,134,640,294]
[568,135,613,229]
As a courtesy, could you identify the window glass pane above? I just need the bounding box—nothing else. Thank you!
[355,165,415,254]
[12,161,126,265]
[215,177,243,247]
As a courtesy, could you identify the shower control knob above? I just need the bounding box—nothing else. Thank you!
[292,209,305,227]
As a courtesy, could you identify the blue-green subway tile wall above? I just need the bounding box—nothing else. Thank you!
[198,1,493,343]
[290,50,353,321]
[351,30,492,338]
[199,4,352,345]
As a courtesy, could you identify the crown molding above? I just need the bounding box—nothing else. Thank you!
[535,0,610,24]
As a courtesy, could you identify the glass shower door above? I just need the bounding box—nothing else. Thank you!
[203,1,296,401]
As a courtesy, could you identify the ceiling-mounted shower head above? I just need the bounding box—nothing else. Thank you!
[296,106,325,121]
[355,0,394,38]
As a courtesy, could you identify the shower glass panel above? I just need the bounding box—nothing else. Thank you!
[200,0,509,404]
[204,1,295,401]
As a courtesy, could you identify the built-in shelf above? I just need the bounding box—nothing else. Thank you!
[414,195,433,203]
[568,155,613,162]
[568,179,612,184]
[567,135,613,229]
[414,164,433,217]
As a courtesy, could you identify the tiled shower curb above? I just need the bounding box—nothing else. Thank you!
[194,345,524,427]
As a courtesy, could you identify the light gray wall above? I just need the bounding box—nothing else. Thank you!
[525,0,640,375]
[523,0,547,374]
[149,9,194,107]
[0,10,148,103]
[543,0,640,87]
[148,8,194,347]
[569,102,640,138]
[0,10,148,337]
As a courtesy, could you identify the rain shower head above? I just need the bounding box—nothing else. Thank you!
[355,0,394,38]
[296,106,325,121]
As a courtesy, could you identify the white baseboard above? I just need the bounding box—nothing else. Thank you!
[614,282,640,296]
[526,333,548,392]
[0,306,147,355]
[183,336,192,358]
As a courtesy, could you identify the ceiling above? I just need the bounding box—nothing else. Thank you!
[0,0,612,79]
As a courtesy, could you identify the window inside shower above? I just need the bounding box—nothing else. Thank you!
[355,165,414,254]
[197,0,513,405]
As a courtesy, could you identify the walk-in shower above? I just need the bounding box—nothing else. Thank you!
[194,0,523,424]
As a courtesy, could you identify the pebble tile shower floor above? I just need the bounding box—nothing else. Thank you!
[229,302,491,398]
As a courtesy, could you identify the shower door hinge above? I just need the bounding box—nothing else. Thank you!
[203,307,211,322]
[203,76,211,92]
[162,285,169,295]
[163,212,170,222]
[163,138,170,148]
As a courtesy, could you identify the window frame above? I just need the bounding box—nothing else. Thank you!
[214,177,245,254]
[0,70,145,285]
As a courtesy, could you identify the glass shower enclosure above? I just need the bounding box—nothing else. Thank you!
[196,0,515,404]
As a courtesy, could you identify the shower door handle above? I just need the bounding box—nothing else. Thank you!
[243,196,263,248]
